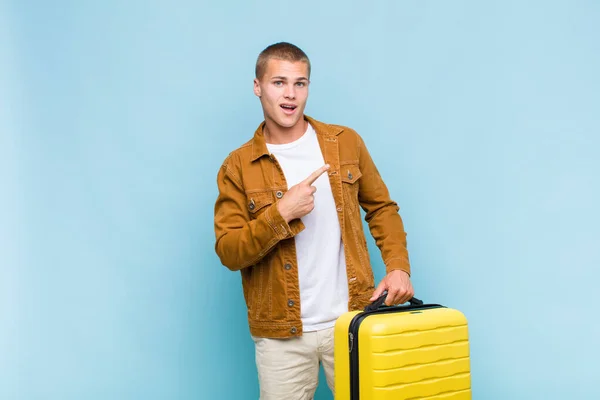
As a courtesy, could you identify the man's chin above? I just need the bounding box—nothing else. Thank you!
[278,113,304,128]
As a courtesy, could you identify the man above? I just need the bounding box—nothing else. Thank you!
[213,42,414,399]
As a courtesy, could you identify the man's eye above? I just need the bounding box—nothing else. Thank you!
[274,81,283,86]
[296,82,305,87]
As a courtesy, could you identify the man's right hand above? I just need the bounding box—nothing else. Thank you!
[277,164,330,223]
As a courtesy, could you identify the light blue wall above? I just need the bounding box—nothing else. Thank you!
[2,1,599,399]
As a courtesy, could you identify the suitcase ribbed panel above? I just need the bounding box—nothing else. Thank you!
[370,325,469,352]
[370,341,470,370]
[407,388,471,399]
[378,374,471,400]
[358,308,471,399]
[372,357,470,386]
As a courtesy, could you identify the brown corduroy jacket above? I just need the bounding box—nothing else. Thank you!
[214,115,411,338]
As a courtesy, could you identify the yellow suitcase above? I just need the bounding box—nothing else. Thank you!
[334,293,471,399]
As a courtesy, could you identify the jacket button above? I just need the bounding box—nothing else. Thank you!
[249,201,255,210]
[288,300,294,307]
[276,191,283,198]
[284,263,292,270]
[336,206,342,212]
[290,327,297,334]
[348,172,353,180]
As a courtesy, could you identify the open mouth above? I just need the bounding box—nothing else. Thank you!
[280,104,297,114]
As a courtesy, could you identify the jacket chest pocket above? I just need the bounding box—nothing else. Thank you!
[341,163,362,214]
[247,190,275,218]
[341,163,362,193]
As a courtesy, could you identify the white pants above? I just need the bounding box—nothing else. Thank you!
[252,327,335,400]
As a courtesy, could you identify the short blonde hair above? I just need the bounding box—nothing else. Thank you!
[255,42,311,80]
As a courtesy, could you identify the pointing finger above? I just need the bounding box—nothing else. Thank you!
[303,164,330,185]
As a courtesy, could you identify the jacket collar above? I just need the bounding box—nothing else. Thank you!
[250,115,344,162]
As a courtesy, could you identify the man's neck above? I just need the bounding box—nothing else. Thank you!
[263,118,308,145]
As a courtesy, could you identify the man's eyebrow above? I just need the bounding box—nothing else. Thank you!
[271,76,309,81]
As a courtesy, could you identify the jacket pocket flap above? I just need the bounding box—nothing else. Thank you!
[247,191,274,213]
[341,164,362,184]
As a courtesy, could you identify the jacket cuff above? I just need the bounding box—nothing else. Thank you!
[385,257,411,277]
[264,202,305,240]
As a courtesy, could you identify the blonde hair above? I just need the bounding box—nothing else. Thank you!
[255,42,311,79]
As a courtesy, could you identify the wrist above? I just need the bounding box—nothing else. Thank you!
[389,268,410,278]
[277,202,291,223]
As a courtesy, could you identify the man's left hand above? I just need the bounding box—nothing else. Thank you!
[369,270,414,306]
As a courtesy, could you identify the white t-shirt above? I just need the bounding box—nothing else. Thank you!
[266,123,349,331]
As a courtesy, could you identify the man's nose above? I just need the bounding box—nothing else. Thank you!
[284,84,296,99]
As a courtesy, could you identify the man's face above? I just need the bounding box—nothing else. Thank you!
[254,58,310,131]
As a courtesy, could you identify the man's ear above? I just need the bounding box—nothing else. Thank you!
[253,79,261,98]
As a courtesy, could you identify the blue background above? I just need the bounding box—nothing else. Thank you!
[2,1,599,399]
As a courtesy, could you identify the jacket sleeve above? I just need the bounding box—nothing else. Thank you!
[356,133,411,276]
[213,157,305,271]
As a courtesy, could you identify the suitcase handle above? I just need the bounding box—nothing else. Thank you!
[364,290,424,312]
